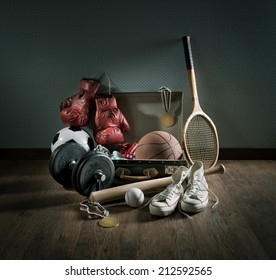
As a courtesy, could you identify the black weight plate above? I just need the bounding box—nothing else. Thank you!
[49,142,86,186]
[71,150,92,195]
[74,151,106,194]
[49,144,67,184]
[75,152,115,196]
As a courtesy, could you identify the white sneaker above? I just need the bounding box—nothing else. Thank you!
[149,166,189,216]
[180,161,210,213]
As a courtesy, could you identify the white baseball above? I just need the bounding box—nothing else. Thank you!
[125,188,144,208]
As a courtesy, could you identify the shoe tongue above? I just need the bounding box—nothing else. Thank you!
[193,173,202,180]
[191,163,203,179]
[189,172,202,188]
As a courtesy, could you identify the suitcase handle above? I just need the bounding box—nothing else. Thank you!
[115,167,159,182]
[119,175,151,181]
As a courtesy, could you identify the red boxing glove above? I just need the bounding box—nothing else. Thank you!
[60,79,100,127]
[94,96,130,145]
[119,142,137,159]
[79,78,100,96]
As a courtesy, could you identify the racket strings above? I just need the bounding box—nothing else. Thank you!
[185,115,217,168]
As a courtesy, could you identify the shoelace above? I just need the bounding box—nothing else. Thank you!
[178,178,219,219]
[140,172,188,209]
[141,183,183,209]
[186,178,219,209]
[157,183,182,200]
[141,170,188,209]
[186,179,206,200]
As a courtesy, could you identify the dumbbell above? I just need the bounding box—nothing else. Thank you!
[49,142,115,196]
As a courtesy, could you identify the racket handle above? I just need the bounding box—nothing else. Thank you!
[182,36,194,70]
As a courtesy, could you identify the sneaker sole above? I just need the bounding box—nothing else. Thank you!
[149,204,176,217]
[180,200,208,213]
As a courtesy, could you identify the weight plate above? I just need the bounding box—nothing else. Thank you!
[75,151,115,196]
[49,142,86,186]
[74,145,112,190]
[71,150,92,195]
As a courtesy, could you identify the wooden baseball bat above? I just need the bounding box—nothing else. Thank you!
[89,164,225,204]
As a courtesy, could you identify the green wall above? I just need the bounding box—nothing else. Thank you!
[0,0,275,148]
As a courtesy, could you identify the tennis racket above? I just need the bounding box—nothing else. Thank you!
[182,36,219,169]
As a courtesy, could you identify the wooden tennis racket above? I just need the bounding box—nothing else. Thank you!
[182,36,219,169]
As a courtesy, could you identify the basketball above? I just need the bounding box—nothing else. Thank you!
[135,131,182,160]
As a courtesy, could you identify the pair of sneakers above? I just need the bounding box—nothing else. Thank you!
[149,161,216,217]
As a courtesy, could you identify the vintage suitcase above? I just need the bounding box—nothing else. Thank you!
[110,91,188,183]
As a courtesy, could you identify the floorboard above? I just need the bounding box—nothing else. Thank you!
[0,160,275,260]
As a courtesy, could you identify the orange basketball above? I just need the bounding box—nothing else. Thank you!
[135,131,182,160]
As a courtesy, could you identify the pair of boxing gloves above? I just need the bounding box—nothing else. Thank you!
[60,78,130,145]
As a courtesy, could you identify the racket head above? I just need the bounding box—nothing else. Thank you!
[183,111,219,169]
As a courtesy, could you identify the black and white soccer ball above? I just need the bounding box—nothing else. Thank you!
[51,127,95,153]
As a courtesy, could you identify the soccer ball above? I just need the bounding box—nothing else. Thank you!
[51,127,95,152]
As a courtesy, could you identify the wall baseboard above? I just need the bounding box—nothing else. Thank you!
[0,148,275,160]
[0,149,51,160]
[219,148,276,160]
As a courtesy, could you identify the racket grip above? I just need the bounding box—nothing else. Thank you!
[182,36,194,70]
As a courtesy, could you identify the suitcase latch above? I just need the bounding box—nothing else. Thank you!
[165,165,179,175]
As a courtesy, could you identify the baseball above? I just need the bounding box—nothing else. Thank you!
[125,188,144,208]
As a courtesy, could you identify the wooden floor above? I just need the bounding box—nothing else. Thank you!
[0,160,275,260]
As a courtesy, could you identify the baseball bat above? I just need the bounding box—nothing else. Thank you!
[89,164,225,204]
